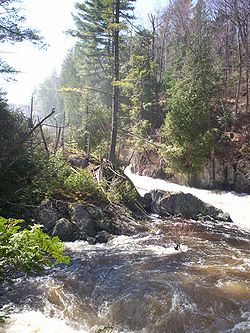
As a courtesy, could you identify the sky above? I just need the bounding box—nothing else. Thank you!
[1,0,165,105]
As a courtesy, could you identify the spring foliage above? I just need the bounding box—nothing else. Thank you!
[0,216,69,283]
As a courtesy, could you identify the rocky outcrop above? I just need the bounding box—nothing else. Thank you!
[199,156,250,193]
[131,149,170,180]
[144,190,232,222]
[131,149,250,194]
[35,199,148,243]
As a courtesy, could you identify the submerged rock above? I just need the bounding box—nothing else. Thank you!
[144,189,232,222]
[95,230,113,243]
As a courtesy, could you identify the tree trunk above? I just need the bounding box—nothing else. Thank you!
[235,31,242,115]
[246,62,249,112]
[109,0,120,163]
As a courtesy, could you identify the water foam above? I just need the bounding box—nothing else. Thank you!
[0,311,88,333]
[125,169,250,230]
[65,234,187,257]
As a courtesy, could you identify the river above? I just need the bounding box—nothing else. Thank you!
[0,173,249,333]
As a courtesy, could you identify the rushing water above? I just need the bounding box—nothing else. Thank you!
[125,169,250,230]
[0,173,250,333]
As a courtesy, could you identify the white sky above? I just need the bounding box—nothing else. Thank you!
[1,0,165,105]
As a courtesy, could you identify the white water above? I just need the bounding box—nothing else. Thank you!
[125,169,250,230]
[1,171,250,333]
[0,311,88,333]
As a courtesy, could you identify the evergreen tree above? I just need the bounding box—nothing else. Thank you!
[161,0,218,179]
[122,29,163,136]
[34,70,64,125]
[0,0,43,77]
[68,0,136,161]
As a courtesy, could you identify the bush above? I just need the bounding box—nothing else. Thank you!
[0,216,69,283]
[106,176,138,205]
[21,151,71,204]
[0,93,33,216]
[0,92,72,217]
[63,169,106,202]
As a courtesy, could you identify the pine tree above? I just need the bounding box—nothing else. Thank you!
[69,0,136,161]
[161,0,218,179]
[0,0,43,76]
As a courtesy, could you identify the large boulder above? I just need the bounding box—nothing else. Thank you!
[69,203,98,237]
[144,190,232,222]
[35,200,68,232]
[52,218,78,242]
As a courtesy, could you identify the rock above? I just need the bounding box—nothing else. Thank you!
[95,230,113,243]
[86,204,104,219]
[104,205,149,235]
[69,156,89,169]
[35,199,148,244]
[216,211,232,222]
[70,203,92,223]
[35,200,61,232]
[52,218,78,242]
[145,190,232,222]
[70,203,98,237]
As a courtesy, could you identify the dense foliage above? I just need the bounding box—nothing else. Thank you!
[0,216,69,282]
[33,0,247,181]
[0,92,68,217]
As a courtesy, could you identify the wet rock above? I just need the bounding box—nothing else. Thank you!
[105,205,148,235]
[52,218,78,242]
[145,190,232,222]
[35,199,148,243]
[95,230,113,243]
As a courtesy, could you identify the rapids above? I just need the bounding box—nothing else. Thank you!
[0,173,250,333]
[125,169,250,230]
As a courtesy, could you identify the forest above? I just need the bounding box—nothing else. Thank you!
[1,0,250,205]
[33,0,250,187]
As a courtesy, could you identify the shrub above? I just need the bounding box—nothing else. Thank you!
[63,169,106,202]
[106,177,138,205]
[0,216,69,283]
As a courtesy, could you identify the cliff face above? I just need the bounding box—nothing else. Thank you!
[199,155,250,193]
[131,148,250,194]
